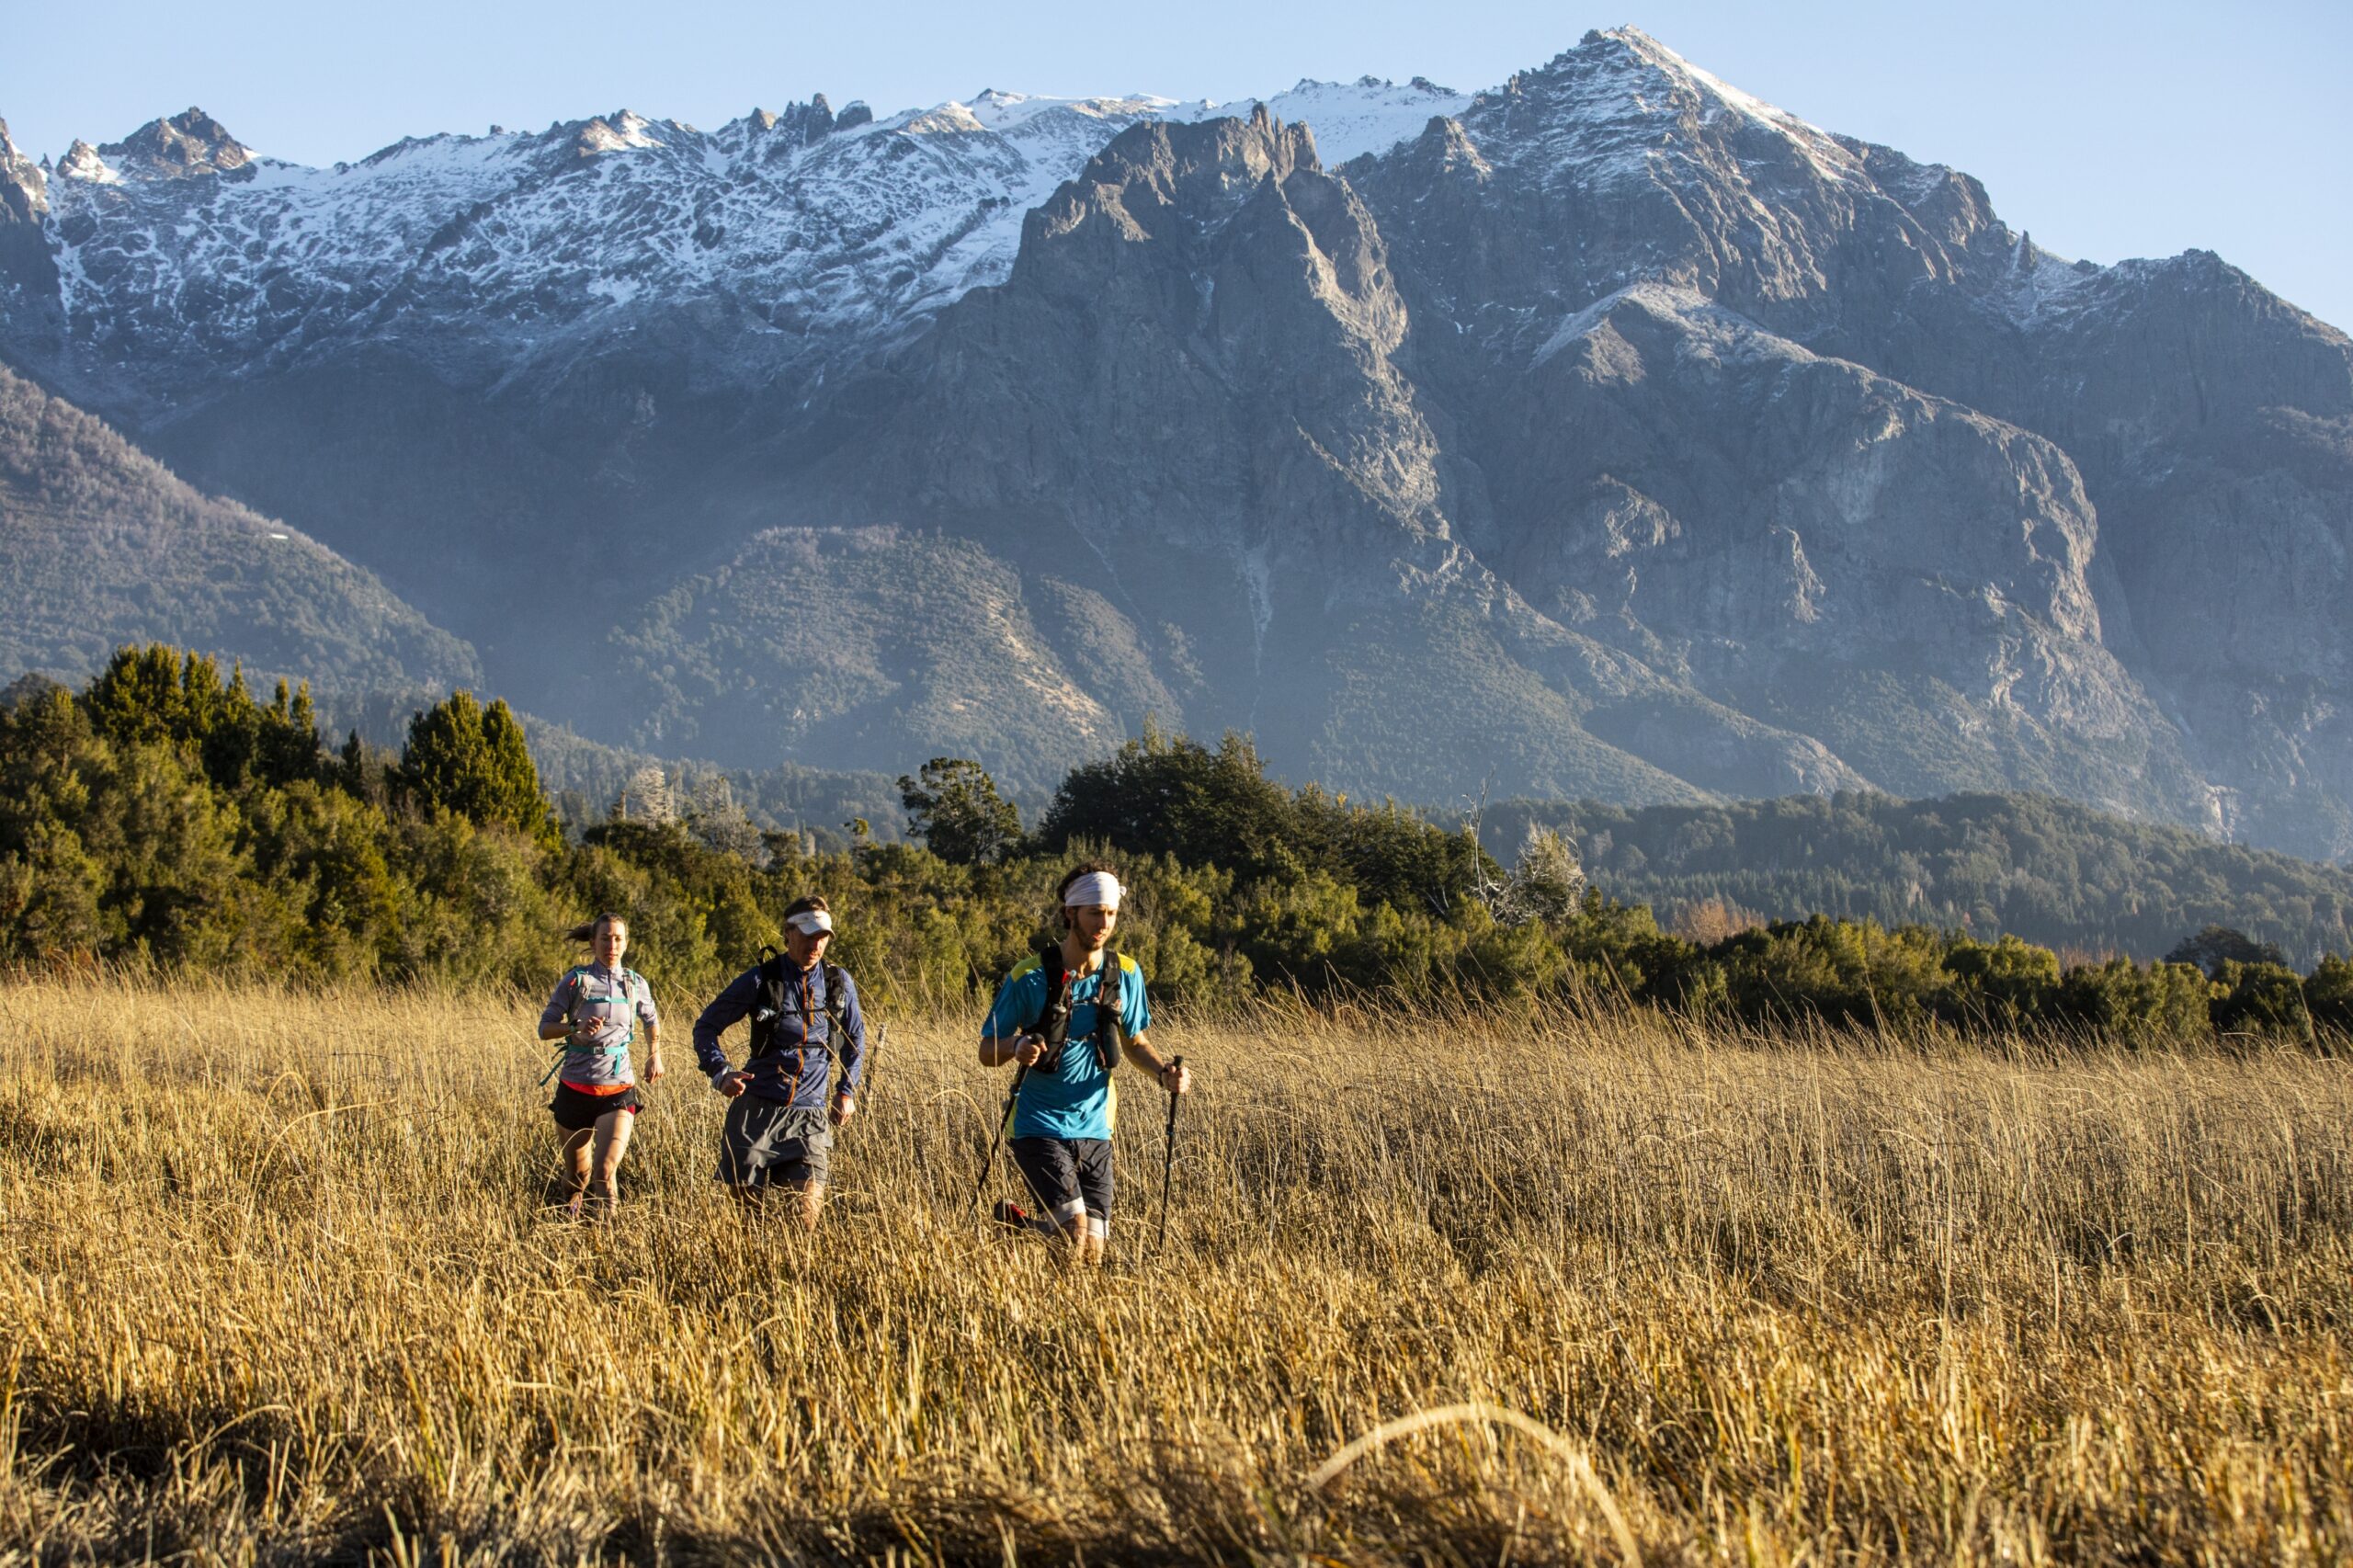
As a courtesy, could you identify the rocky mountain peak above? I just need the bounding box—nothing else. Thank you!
[1506,25,1853,170]
[97,108,253,178]
[731,97,837,146]
[1010,108,1324,295]
[572,109,666,156]
[54,139,113,183]
[1392,114,1491,183]
[0,119,46,222]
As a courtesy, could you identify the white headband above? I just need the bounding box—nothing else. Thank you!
[1063,871,1122,909]
[787,910,834,936]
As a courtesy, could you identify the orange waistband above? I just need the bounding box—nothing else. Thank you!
[560,1079,632,1096]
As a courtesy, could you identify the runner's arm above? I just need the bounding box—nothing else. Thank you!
[536,974,577,1040]
[691,969,759,1083]
[979,970,1043,1067]
[1122,1032,1190,1093]
[978,1032,1044,1067]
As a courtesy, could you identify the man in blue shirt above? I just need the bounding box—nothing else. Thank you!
[694,894,865,1227]
[981,861,1192,1266]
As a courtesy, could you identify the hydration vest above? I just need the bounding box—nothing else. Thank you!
[1029,943,1125,1073]
[542,965,644,1085]
[748,946,852,1062]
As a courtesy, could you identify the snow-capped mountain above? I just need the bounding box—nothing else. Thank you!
[0,30,2345,861]
[5,75,1467,415]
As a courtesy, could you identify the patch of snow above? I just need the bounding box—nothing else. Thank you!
[1529,281,1814,369]
[1993,233,2098,326]
[1256,76,1473,165]
[1145,76,1471,165]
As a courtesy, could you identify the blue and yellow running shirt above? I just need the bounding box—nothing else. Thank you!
[984,951,1150,1141]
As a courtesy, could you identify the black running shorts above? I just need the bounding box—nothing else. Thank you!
[1010,1136,1113,1223]
[550,1082,641,1131]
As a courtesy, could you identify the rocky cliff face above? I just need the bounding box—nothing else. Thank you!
[0,119,53,302]
[1340,29,2349,851]
[0,32,2345,855]
[752,108,2197,811]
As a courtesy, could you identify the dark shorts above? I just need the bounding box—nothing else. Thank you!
[717,1096,832,1190]
[1011,1136,1113,1223]
[551,1082,641,1131]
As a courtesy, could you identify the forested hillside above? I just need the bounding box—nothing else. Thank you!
[0,363,476,705]
[1483,793,2353,967]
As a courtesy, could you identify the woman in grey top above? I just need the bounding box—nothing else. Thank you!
[536,913,665,1219]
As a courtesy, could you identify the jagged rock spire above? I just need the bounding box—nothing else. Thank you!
[99,108,253,177]
[0,118,47,222]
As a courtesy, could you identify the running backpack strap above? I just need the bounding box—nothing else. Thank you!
[819,962,851,1051]
[1032,942,1074,1071]
[821,962,856,1096]
[1094,950,1125,1071]
[748,946,788,1060]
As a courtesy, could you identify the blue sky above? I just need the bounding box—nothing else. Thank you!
[5,0,2347,329]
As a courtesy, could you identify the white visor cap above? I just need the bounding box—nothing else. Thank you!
[786,909,835,936]
[1063,871,1123,909]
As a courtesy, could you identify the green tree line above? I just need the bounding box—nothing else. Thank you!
[1,646,2346,1042]
[1483,792,2353,968]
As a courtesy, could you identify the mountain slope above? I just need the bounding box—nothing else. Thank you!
[1341,29,2349,855]
[0,359,477,701]
[732,108,2217,821]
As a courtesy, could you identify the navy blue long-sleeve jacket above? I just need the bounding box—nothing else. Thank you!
[691,960,865,1108]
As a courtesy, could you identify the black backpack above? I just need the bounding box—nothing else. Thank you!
[1029,942,1124,1073]
[748,946,851,1061]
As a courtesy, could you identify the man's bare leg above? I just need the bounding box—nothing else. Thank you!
[725,1178,819,1226]
[1046,1207,1101,1267]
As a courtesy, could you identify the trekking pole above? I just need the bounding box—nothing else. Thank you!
[972,1058,1029,1212]
[1154,1055,1186,1257]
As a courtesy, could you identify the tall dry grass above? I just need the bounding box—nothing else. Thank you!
[1,973,2349,1564]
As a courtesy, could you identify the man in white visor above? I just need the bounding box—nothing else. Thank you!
[693,893,867,1226]
[980,861,1192,1266]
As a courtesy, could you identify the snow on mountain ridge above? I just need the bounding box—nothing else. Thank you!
[23,74,1475,408]
[13,34,2113,409]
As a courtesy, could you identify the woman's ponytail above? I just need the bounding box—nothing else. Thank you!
[568,912,629,944]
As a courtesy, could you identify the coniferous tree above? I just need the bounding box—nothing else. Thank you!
[393,690,560,848]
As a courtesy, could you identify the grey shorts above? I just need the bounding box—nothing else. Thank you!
[1011,1136,1113,1224]
[716,1096,832,1189]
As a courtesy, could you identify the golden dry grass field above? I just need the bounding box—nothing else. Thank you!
[2,973,2351,1564]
